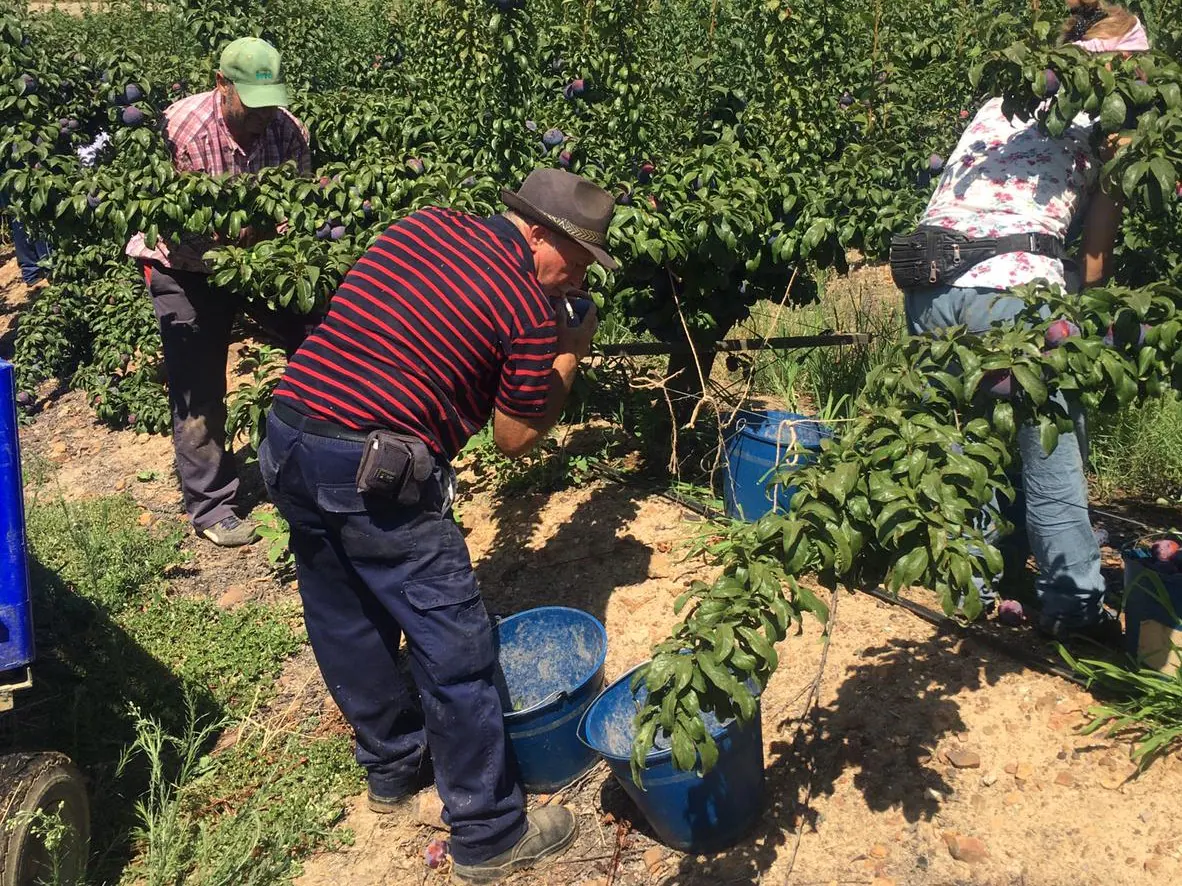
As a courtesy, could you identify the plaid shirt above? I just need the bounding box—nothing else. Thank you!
[126,89,311,274]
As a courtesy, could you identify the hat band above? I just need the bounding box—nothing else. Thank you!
[534,208,606,247]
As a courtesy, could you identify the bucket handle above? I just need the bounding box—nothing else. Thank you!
[531,689,568,710]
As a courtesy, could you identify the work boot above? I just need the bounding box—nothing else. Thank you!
[451,806,577,885]
[367,786,419,815]
[366,765,437,817]
[199,515,259,547]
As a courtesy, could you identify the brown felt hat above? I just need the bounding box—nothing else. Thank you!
[501,169,619,270]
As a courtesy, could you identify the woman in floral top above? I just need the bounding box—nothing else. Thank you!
[902,0,1150,643]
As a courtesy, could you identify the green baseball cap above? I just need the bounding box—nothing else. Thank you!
[219,37,288,108]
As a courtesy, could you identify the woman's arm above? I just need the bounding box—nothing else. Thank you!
[1080,133,1131,288]
[1079,188,1124,287]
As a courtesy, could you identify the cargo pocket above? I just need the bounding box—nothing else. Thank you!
[403,568,496,685]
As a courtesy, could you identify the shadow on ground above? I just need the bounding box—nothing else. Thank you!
[1,552,216,882]
[639,624,1027,884]
[472,430,654,631]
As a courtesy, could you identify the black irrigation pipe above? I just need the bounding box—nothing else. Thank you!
[584,461,1089,687]
[596,333,871,357]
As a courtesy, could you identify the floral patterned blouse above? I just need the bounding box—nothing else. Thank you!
[920,97,1099,291]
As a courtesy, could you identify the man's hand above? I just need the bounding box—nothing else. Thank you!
[555,299,597,359]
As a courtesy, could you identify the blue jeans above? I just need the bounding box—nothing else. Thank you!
[904,285,1104,628]
[1,194,49,285]
[259,409,526,864]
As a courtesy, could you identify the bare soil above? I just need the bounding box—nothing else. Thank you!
[5,257,1180,886]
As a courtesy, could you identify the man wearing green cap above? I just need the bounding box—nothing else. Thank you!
[128,37,315,547]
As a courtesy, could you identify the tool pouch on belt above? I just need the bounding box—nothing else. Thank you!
[889,225,1065,290]
[355,430,435,506]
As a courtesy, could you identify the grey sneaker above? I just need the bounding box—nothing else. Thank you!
[199,516,259,547]
[451,806,577,884]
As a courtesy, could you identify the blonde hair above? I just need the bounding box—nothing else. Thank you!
[1062,1,1139,42]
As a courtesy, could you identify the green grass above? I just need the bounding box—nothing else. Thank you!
[734,274,904,420]
[13,483,360,884]
[1088,393,1182,501]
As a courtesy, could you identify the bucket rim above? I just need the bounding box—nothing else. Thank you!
[728,410,832,445]
[576,660,760,765]
[496,606,609,720]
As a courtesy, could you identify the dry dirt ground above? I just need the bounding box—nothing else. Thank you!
[4,254,1181,886]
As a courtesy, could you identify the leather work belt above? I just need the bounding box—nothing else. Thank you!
[272,400,370,442]
[889,225,1065,290]
[270,401,456,510]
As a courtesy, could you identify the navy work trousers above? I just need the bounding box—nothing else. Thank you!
[259,409,526,864]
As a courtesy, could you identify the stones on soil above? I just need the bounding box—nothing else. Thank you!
[1054,770,1076,787]
[216,584,249,609]
[944,833,989,864]
[416,790,446,830]
[944,748,981,769]
[643,846,665,874]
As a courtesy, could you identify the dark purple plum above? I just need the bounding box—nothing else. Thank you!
[542,128,565,148]
[983,369,1013,398]
[17,73,37,96]
[315,223,332,240]
[330,225,346,241]
[929,153,945,172]
[838,90,854,108]
[407,157,425,175]
[121,106,145,126]
[15,391,33,407]
[524,119,537,132]
[124,83,143,103]
[1044,68,1060,96]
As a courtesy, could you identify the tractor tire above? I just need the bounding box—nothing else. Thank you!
[0,752,89,886]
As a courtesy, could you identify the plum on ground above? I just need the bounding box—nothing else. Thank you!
[1150,539,1181,562]
[424,839,449,869]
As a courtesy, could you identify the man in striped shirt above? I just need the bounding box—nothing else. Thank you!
[127,37,313,547]
[260,170,615,883]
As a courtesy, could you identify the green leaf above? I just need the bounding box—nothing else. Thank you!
[1099,92,1128,132]
[1038,415,1059,455]
[1011,364,1047,404]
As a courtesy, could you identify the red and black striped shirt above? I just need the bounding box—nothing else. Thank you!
[275,208,558,458]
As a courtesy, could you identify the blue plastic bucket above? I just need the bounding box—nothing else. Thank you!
[495,607,607,793]
[1121,545,1182,672]
[721,409,832,521]
[577,662,764,853]
[0,361,34,671]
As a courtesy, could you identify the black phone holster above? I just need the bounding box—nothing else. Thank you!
[355,430,435,506]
